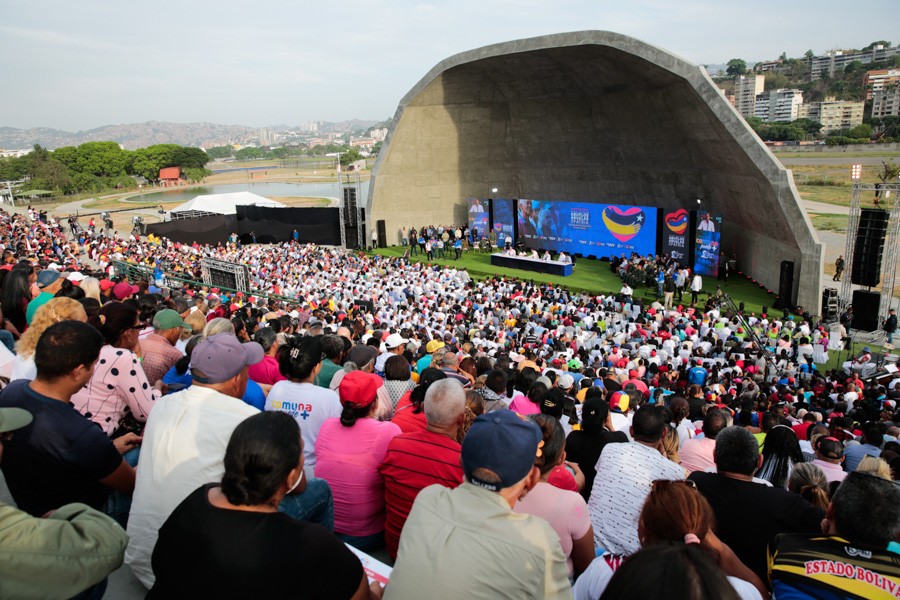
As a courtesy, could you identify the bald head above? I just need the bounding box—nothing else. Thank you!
[443,352,460,369]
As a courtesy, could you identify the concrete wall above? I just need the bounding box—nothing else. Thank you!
[369,31,824,312]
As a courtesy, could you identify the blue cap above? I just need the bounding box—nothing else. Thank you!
[461,410,541,492]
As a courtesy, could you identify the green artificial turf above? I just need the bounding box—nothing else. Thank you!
[367,246,780,316]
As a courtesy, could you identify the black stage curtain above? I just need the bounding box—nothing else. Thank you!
[235,206,341,245]
[145,215,238,245]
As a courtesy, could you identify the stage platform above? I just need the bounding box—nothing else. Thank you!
[490,253,573,276]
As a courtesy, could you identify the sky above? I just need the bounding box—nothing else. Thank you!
[1,0,895,131]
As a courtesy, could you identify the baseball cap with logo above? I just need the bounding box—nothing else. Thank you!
[338,371,383,409]
[190,333,263,384]
[461,411,542,492]
[153,309,192,332]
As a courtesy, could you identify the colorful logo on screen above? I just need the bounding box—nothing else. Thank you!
[665,209,689,234]
[602,207,645,242]
[494,223,503,232]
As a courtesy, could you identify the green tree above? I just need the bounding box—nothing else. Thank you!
[792,118,823,135]
[726,58,747,77]
[339,148,363,166]
[206,146,233,160]
[765,123,805,141]
[844,60,865,75]
[779,52,788,61]
[74,141,130,178]
[846,123,873,139]
[804,49,815,60]
[51,146,79,168]
[72,172,105,193]
[183,167,211,183]
[30,158,72,193]
[764,73,791,90]
[862,41,891,51]
[234,147,264,160]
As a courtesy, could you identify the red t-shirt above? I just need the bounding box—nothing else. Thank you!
[379,430,463,558]
[390,392,428,434]
[792,422,812,441]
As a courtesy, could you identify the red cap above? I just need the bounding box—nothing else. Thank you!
[338,371,383,409]
[99,280,115,291]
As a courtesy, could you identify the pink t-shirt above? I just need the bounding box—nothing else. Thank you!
[247,355,286,386]
[513,481,591,575]
[679,437,717,473]
[508,395,540,415]
[314,417,401,536]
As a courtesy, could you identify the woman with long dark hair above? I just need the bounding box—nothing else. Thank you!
[1,269,33,334]
[315,371,401,550]
[265,334,342,478]
[757,425,804,489]
[149,411,378,599]
[71,301,164,436]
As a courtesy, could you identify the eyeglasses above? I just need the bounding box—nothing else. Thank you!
[127,323,146,331]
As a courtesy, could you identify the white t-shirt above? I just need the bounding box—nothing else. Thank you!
[125,385,259,588]
[587,442,685,555]
[10,353,36,381]
[265,381,342,478]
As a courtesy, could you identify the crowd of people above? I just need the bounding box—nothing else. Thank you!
[1,205,900,599]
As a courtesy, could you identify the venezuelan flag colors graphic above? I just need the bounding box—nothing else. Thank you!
[602,206,645,242]
[665,209,688,234]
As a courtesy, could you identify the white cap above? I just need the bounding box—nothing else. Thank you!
[67,272,86,282]
[384,333,408,348]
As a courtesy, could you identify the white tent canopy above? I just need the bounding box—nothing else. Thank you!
[168,192,285,219]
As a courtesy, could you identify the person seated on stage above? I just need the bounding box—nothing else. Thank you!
[530,249,539,259]
[558,252,572,264]
[620,283,633,298]
[842,346,873,376]
[542,250,552,261]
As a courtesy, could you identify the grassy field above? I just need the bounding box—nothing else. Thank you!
[808,214,849,232]
[367,245,779,315]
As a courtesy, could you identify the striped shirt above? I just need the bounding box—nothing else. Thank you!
[379,430,463,559]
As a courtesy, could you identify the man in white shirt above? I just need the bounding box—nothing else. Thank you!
[126,333,333,588]
[588,405,685,555]
[690,272,703,305]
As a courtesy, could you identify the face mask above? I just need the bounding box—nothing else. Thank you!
[287,469,304,494]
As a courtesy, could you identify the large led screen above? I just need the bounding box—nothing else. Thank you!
[693,210,722,276]
[491,198,515,243]
[661,208,690,265]
[467,198,489,237]
[517,200,657,258]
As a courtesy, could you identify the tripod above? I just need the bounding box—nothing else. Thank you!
[722,293,779,379]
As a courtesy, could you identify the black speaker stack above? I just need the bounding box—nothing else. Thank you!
[376,220,387,248]
[850,289,881,332]
[821,288,839,323]
[851,208,888,287]
[773,260,794,310]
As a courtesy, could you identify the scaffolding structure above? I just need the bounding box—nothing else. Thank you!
[840,182,900,335]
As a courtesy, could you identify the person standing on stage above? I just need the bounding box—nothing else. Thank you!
[690,271,703,306]
[833,255,844,282]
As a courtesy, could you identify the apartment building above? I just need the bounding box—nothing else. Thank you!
[734,74,764,119]
[755,89,804,122]
[809,46,900,80]
[797,97,864,132]
[873,88,900,118]
[863,69,900,100]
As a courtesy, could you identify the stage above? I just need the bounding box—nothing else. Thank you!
[490,253,573,277]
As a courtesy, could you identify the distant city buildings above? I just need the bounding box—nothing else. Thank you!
[809,45,900,80]
[754,88,803,122]
[797,97,864,132]
[734,74,764,118]
[0,149,32,158]
[873,88,900,118]
[863,68,900,100]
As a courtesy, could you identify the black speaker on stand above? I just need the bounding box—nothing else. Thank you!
[851,209,888,287]
[376,220,387,249]
[772,261,794,310]
[850,290,881,331]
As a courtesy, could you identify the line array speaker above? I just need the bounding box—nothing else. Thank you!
[851,208,888,287]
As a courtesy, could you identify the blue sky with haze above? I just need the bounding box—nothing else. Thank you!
[1,0,893,130]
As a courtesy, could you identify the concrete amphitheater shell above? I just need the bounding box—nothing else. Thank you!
[367,31,824,313]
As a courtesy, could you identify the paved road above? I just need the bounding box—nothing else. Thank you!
[778,156,896,166]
